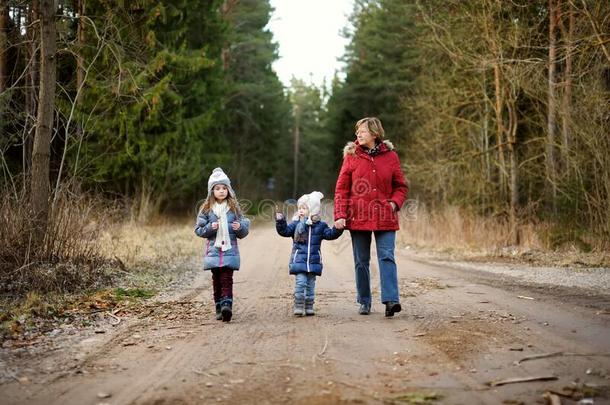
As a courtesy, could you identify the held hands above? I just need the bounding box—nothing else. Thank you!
[389,201,398,212]
[334,218,346,230]
[211,222,219,230]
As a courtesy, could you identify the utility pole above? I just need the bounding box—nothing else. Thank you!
[292,104,300,198]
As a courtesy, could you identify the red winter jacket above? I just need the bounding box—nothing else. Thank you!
[334,140,409,231]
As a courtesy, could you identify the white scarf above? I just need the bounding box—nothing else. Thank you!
[212,202,232,252]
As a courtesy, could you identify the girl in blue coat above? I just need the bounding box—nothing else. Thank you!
[276,191,343,316]
[195,168,250,322]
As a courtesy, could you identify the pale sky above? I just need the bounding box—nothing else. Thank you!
[267,0,354,89]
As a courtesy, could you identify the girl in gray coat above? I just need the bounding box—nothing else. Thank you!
[195,168,250,322]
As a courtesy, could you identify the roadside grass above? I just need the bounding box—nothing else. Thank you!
[398,205,610,267]
[0,286,160,342]
[1,215,201,343]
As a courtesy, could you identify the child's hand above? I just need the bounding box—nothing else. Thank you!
[231,221,241,230]
[334,218,346,230]
[211,222,219,230]
[275,212,284,220]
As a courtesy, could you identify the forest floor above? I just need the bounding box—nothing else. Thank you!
[1,223,609,405]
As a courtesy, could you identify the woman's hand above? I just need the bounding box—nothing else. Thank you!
[334,218,346,230]
[275,212,284,221]
[231,221,241,230]
[211,222,219,230]
[389,201,398,212]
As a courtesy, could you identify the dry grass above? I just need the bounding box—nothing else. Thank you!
[398,205,543,253]
[0,183,203,296]
[98,217,201,288]
[397,204,610,266]
[0,191,115,294]
[0,207,202,340]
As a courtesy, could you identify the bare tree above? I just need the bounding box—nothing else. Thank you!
[75,0,85,136]
[24,0,40,185]
[30,0,56,236]
[0,0,8,97]
[547,0,558,208]
[559,0,574,157]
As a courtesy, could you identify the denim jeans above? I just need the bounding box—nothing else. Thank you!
[294,273,317,301]
[350,230,399,304]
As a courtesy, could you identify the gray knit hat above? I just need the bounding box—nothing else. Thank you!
[207,167,236,198]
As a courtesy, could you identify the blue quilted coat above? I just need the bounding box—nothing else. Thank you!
[195,210,250,270]
[276,217,343,275]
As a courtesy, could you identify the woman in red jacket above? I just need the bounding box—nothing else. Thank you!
[334,117,408,317]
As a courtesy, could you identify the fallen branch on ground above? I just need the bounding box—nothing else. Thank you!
[487,375,558,387]
[105,310,121,325]
[318,335,329,357]
[515,351,610,365]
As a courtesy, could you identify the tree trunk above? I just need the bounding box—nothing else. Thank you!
[561,1,573,161]
[493,63,507,198]
[0,1,8,96]
[30,0,56,238]
[507,97,519,246]
[76,0,85,134]
[24,0,40,185]
[482,72,490,183]
[220,0,238,71]
[547,0,558,208]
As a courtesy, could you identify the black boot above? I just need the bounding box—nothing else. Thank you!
[385,301,401,317]
[215,302,222,320]
[220,297,233,322]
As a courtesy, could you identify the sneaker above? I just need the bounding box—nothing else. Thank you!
[358,303,371,315]
[385,301,401,317]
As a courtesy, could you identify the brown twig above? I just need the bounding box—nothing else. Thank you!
[515,351,610,365]
[105,310,121,325]
[487,375,558,387]
[317,335,329,357]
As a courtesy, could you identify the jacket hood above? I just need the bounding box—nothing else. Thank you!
[343,140,395,157]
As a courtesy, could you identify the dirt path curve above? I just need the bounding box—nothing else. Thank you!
[2,225,610,404]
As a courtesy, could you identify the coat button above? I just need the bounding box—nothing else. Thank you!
[373,188,376,191]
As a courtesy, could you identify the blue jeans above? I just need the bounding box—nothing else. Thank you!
[294,273,317,301]
[350,230,399,304]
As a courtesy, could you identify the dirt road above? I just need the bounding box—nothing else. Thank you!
[2,225,610,404]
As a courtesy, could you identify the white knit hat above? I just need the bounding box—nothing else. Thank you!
[207,167,236,198]
[297,191,324,224]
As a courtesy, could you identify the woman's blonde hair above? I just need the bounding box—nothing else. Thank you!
[199,194,242,216]
[355,117,385,141]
